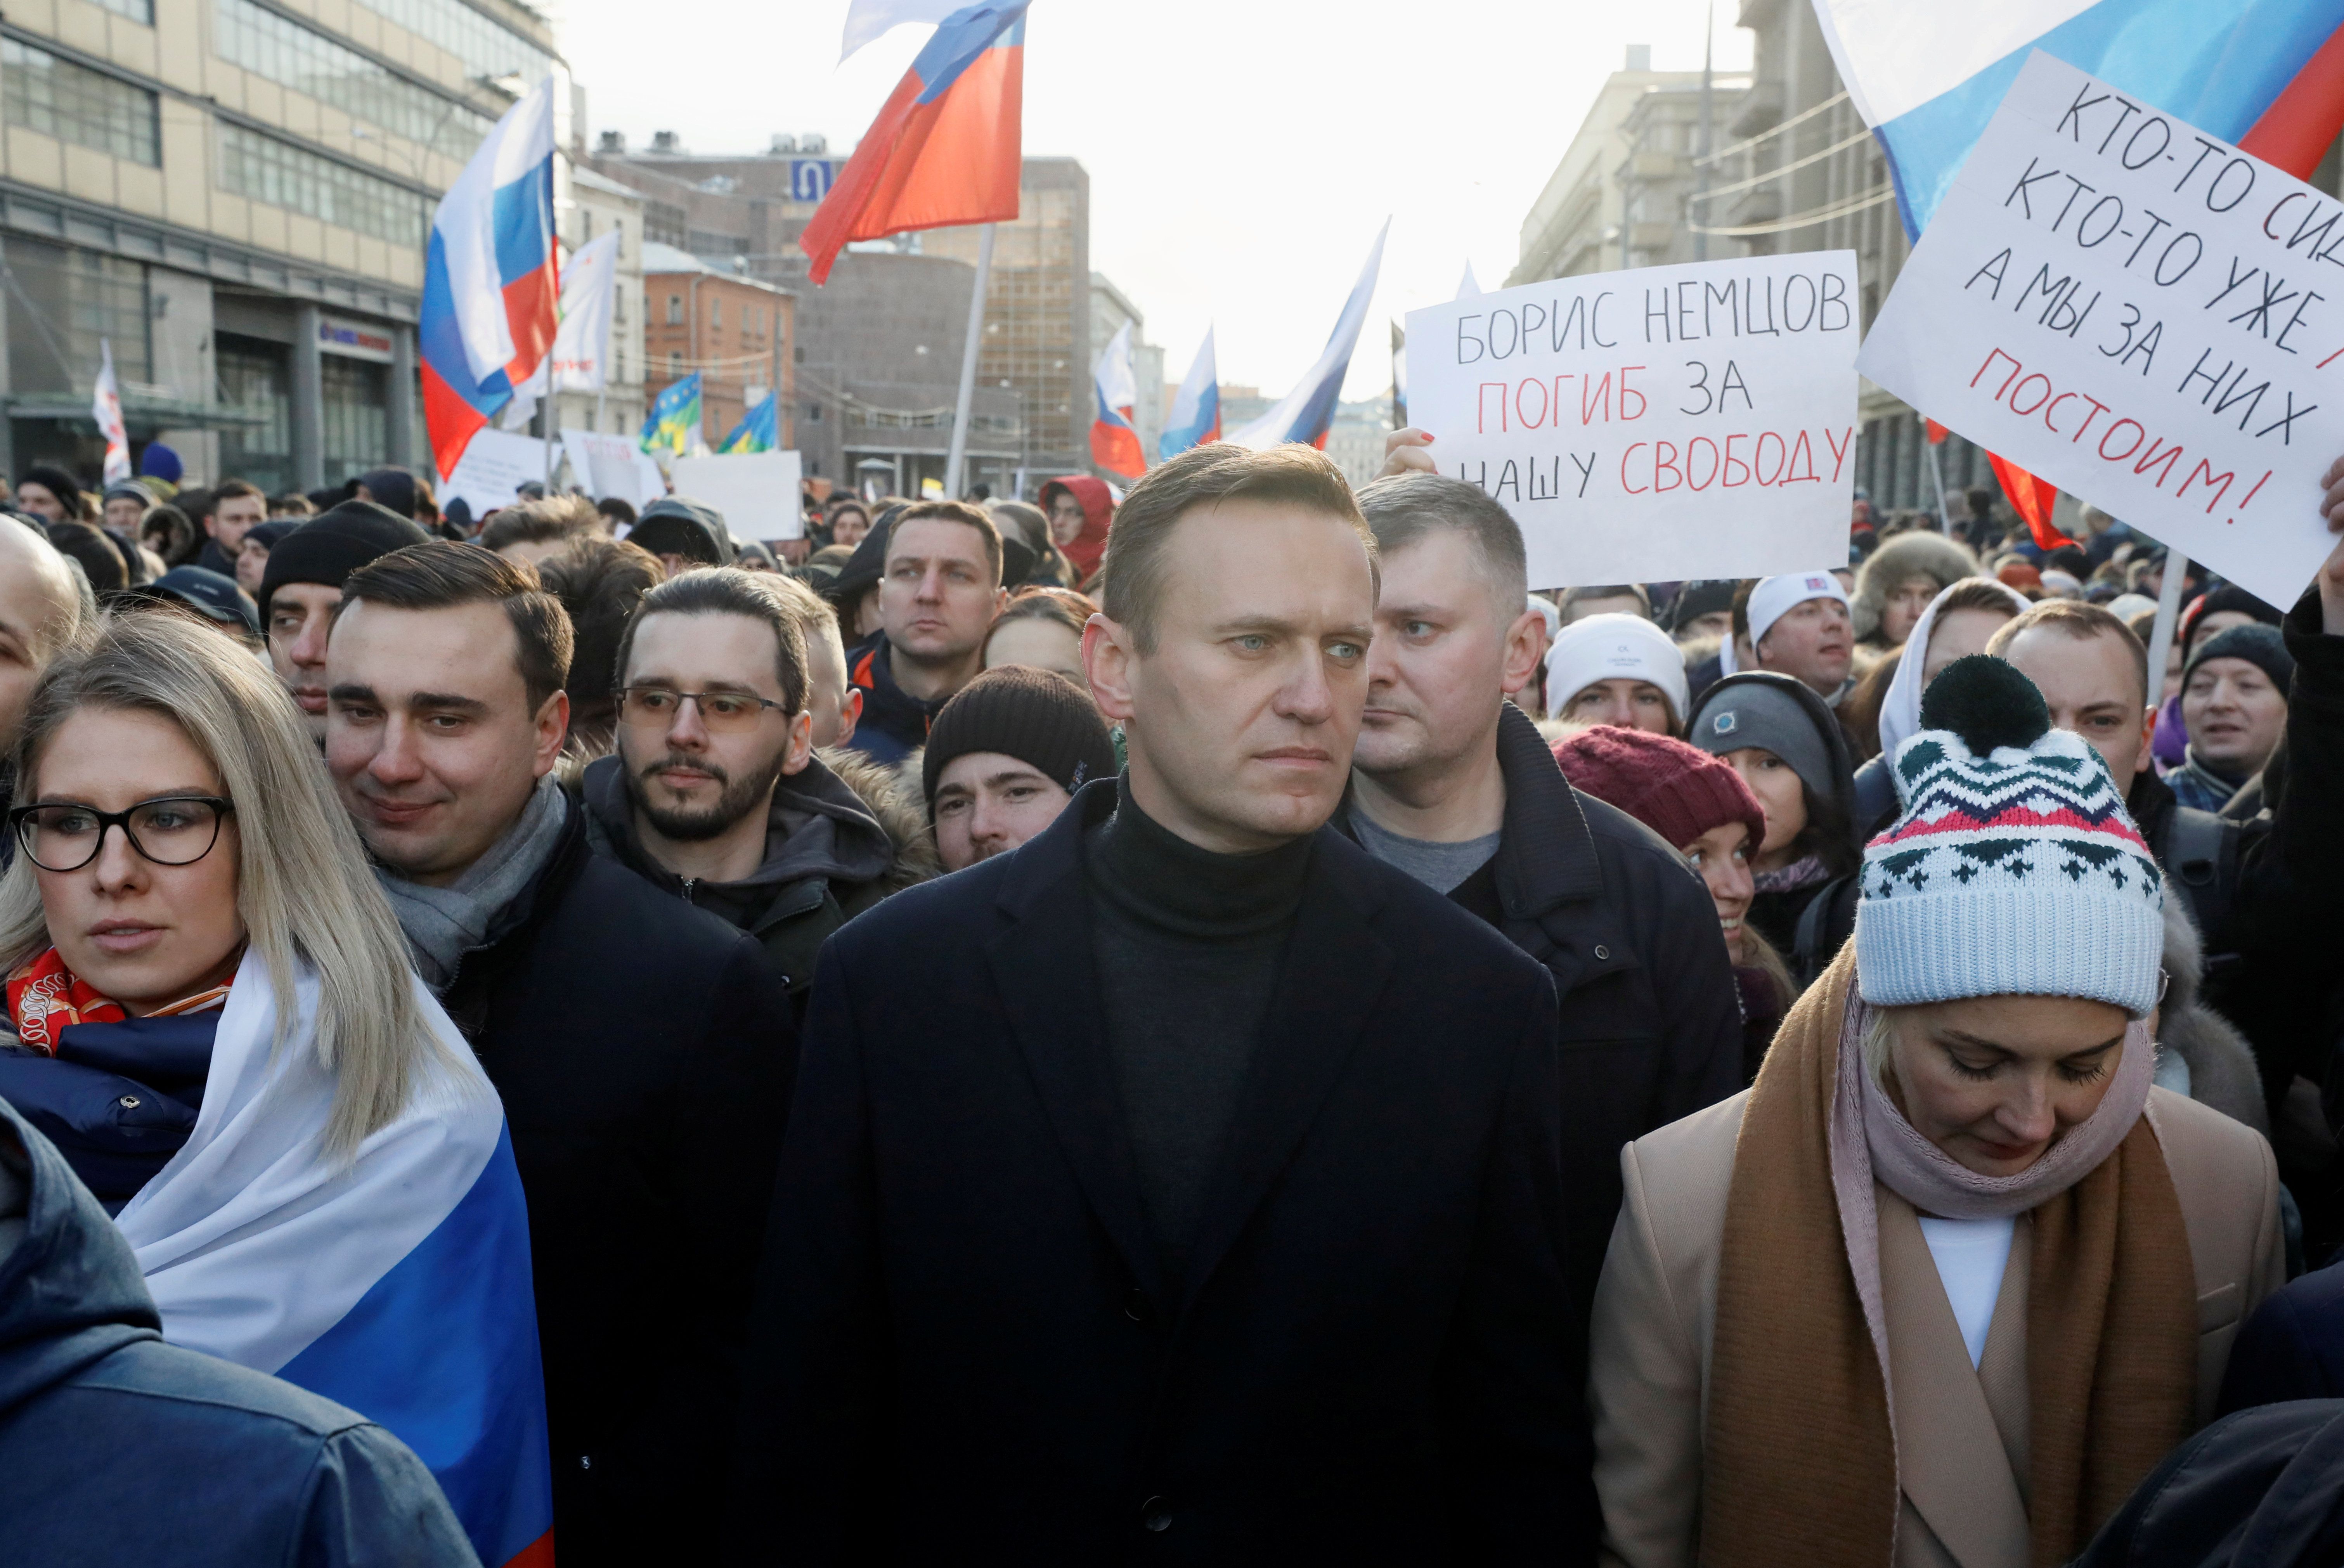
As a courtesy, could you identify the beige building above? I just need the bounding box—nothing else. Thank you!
[553,163,643,440]
[0,0,553,489]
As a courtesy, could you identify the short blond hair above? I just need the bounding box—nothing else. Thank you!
[1100,442,1375,653]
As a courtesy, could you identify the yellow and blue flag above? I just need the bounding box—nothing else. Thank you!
[641,372,702,456]
[719,389,778,454]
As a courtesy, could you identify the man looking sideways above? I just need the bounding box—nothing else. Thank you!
[842,500,1007,764]
[322,543,791,1568]
[258,501,428,743]
[738,443,1594,1563]
[920,664,1119,872]
[1343,472,1743,1307]
[198,479,269,576]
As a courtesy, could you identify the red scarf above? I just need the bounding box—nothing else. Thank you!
[6,946,232,1055]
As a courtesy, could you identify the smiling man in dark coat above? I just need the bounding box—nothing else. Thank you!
[736,442,1594,1565]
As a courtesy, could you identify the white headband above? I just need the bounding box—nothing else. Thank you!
[1545,612,1691,722]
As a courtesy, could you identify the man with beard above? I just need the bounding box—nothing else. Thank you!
[582,567,917,1007]
[323,542,793,1568]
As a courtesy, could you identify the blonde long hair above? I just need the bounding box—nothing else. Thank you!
[0,608,455,1158]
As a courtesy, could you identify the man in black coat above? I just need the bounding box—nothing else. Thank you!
[322,542,793,1568]
[1342,473,1744,1309]
[738,443,1594,1565]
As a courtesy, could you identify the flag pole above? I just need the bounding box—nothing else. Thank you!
[1926,439,1951,534]
[944,221,995,500]
[2142,544,2192,728]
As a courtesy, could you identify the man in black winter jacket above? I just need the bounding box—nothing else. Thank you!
[840,500,1007,764]
[1342,473,1745,1310]
[323,542,793,1568]
[738,444,1594,1565]
[0,1101,476,1568]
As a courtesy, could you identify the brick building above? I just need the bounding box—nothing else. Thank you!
[641,239,792,450]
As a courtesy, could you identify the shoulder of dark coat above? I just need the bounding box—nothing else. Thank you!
[66,1337,379,1440]
[818,743,939,891]
[541,847,773,982]
[1315,823,1558,1002]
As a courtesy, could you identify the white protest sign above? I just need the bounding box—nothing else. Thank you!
[1859,50,2342,609]
[439,428,549,519]
[670,450,806,541]
[561,428,667,509]
[1404,251,1859,589]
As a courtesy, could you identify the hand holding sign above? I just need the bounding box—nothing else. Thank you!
[1403,253,1859,591]
[1859,50,2344,609]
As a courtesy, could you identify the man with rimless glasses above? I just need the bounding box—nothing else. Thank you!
[578,567,915,1016]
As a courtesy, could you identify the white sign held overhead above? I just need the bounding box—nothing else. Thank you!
[438,428,548,520]
[1859,50,2344,610]
[670,450,806,541]
[1405,253,1859,590]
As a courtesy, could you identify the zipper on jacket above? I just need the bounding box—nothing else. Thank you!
[679,877,697,904]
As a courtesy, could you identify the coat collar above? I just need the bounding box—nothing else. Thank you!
[1489,701,1604,919]
[986,780,1395,1308]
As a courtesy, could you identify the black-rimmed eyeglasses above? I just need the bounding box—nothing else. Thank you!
[8,796,234,873]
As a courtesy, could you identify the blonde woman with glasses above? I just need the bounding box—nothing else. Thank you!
[0,608,556,1568]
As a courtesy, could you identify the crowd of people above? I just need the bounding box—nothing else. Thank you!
[1,424,2342,1567]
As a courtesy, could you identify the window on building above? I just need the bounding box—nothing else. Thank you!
[90,0,154,23]
[666,295,682,325]
[352,0,551,87]
[710,298,721,329]
[668,350,681,375]
[4,237,150,396]
[215,0,492,164]
[321,356,388,484]
[216,334,292,495]
[218,125,434,246]
[1,40,159,166]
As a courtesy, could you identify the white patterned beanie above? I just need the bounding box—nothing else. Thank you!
[1856,655,2164,1016]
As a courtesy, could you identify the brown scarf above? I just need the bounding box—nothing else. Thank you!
[1698,948,2198,1568]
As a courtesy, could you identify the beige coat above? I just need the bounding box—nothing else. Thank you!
[1590,1087,2284,1568]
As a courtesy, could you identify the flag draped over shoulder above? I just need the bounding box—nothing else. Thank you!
[800,1,1030,284]
[116,951,556,1568]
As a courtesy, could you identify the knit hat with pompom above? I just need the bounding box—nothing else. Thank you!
[1857,655,2163,1015]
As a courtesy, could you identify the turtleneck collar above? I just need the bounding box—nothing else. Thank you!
[1087,774,1313,941]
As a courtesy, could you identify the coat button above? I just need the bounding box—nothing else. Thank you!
[1124,1288,1152,1325]
[1594,944,1610,961]
[1140,1496,1172,1532]
[118,1095,141,1109]
[579,1455,592,1471]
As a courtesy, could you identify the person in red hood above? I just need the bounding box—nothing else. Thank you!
[1038,476,1113,583]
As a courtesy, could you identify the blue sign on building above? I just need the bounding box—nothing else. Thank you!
[789,159,838,203]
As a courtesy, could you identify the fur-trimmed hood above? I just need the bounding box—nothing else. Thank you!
[2156,891,2268,1135]
[1850,532,1979,643]
[818,743,939,891]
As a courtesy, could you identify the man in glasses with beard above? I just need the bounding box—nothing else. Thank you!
[580,567,915,1014]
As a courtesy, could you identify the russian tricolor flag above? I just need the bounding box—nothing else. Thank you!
[1159,326,1220,461]
[422,76,560,487]
[118,954,555,1568]
[802,1,1029,285]
[1816,0,2344,231]
[1090,320,1145,476]
[1229,220,1388,452]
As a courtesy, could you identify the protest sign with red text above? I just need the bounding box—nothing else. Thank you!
[1860,50,2343,607]
[1404,251,1859,590]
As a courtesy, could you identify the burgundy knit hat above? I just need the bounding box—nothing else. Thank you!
[1552,726,1768,854]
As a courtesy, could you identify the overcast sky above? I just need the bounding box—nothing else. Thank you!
[556,0,1755,400]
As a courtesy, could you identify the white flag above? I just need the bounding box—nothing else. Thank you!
[92,339,131,483]
[501,229,620,431]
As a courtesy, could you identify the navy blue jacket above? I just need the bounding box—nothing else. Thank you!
[0,1098,477,1568]
[2218,1256,2344,1415]
[736,778,1596,1565]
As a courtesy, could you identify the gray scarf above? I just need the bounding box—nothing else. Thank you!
[378,776,570,993]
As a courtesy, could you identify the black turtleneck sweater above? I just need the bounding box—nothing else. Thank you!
[1085,780,1312,1284]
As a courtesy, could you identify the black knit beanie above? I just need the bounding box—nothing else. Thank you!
[257,500,431,623]
[2183,622,2295,697]
[921,665,1118,816]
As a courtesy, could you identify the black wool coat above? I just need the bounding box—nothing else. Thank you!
[733,779,1597,1566]
[437,797,796,1568]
